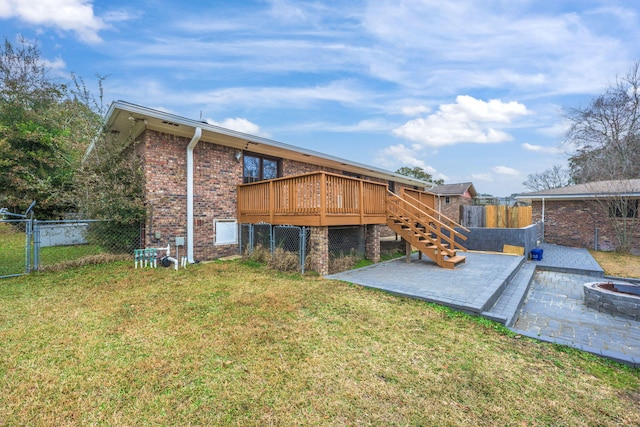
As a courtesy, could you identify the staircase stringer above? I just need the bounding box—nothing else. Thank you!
[386,191,467,269]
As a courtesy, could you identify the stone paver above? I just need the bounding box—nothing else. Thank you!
[513,270,640,366]
[326,242,640,366]
[326,251,523,314]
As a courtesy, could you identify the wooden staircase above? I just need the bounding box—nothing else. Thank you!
[386,190,469,269]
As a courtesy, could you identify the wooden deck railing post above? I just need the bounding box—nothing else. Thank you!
[269,180,274,224]
[359,180,364,224]
[319,172,327,226]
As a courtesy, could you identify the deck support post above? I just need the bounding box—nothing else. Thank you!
[309,226,329,275]
[405,240,412,263]
[365,224,380,264]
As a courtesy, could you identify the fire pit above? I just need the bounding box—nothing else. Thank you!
[584,281,640,321]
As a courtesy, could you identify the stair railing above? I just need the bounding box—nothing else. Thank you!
[387,191,468,253]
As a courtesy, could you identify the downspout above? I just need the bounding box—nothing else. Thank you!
[187,127,202,263]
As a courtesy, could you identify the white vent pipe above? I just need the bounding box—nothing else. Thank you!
[187,127,202,263]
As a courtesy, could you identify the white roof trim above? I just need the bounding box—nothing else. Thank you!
[97,100,434,189]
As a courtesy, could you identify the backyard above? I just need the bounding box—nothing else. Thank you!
[1,257,639,425]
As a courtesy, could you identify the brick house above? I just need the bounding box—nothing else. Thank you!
[429,182,477,223]
[517,180,640,254]
[93,101,464,273]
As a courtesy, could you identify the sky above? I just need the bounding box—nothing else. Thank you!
[1,0,639,196]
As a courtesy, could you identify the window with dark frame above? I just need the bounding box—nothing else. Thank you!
[243,153,281,183]
[609,199,639,219]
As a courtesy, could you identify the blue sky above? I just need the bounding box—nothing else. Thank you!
[1,0,639,196]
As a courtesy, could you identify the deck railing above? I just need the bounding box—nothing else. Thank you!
[237,171,388,226]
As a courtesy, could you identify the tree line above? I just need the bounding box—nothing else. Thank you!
[0,36,144,224]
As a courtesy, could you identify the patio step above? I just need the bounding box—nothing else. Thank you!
[481,260,536,326]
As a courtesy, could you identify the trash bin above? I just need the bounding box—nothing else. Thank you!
[530,248,543,261]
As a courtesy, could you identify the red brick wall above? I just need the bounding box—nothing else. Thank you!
[138,130,415,261]
[141,130,242,261]
[438,196,472,223]
[532,199,640,253]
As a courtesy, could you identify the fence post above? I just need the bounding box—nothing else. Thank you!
[25,217,32,273]
[33,219,40,271]
[300,226,306,274]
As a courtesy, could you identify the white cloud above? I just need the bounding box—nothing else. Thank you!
[400,105,430,116]
[522,143,563,154]
[374,144,427,169]
[206,117,270,138]
[392,95,530,147]
[471,173,494,182]
[0,0,106,44]
[492,166,520,176]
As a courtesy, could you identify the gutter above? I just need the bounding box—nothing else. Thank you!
[187,127,202,263]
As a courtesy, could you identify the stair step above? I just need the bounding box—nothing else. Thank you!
[445,255,466,265]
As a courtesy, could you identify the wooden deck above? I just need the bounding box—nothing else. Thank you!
[238,173,470,268]
[237,171,388,226]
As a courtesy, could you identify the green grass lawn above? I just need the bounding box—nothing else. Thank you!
[1,260,639,426]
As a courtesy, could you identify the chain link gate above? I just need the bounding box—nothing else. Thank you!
[0,219,33,278]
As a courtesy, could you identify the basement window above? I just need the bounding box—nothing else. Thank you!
[215,219,238,245]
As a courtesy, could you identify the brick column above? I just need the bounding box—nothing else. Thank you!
[309,226,329,275]
[365,224,381,263]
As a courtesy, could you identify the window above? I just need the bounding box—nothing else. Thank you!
[445,196,451,205]
[215,219,238,245]
[609,199,639,219]
[243,153,280,183]
[388,181,396,194]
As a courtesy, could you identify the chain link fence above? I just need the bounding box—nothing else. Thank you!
[240,223,310,273]
[328,226,365,273]
[1,219,142,278]
[35,220,142,271]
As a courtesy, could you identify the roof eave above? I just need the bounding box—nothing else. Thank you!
[99,101,432,188]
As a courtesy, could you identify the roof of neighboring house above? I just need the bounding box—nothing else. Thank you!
[516,179,640,201]
[88,100,434,189]
[429,182,477,198]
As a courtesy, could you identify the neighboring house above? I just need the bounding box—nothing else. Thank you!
[429,182,477,223]
[91,101,467,273]
[516,180,640,254]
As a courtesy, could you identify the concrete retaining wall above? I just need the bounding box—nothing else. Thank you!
[454,223,539,257]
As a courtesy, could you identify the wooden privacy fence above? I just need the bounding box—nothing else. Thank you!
[460,205,532,228]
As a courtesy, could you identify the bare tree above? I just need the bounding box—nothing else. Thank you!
[565,61,640,183]
[523,165,572,191]
[585,180,640,254]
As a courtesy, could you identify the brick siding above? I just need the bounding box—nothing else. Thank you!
[532,199,640,253]
[137,130,422,262]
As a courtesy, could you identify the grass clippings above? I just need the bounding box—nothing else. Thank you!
[1,260,639,425]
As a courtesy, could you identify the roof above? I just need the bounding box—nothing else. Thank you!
[429,182,477,198]
[516,179,640,201]
[89,100,434,189]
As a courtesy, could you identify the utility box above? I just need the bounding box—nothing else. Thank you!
[175,237,185,246]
